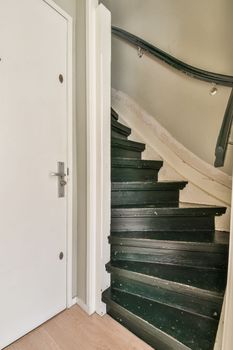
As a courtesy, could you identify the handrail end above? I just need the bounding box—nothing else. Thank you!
[214,146,225,168]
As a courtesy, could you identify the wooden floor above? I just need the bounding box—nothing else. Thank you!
[6,305,152,350]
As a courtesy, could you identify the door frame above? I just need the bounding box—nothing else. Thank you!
[42,0,74,309]
[222,175,233,350]
[86,0,111,315]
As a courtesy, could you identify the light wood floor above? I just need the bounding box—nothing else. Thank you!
[6,305,152,350]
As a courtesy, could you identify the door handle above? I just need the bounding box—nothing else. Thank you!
[50,162,67,198]
[50,172,66,178]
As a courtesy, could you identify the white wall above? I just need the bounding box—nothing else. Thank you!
[103,0,233,174]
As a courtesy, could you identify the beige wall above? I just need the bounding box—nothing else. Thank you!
[53,0,87,302]
[103,0,233,174]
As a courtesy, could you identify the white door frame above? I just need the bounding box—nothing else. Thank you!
[86,0,111,315]
[42,0,74,309]
[222,174,233,350]
[86,0,98,315]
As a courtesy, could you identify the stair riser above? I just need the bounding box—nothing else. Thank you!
[111,118,132,139]
[111,276,223,320]
[112,168,159,182]
[111,130,128,139]
[111,146,142,159]
[111,246,228,268]
[111,109,118,121]
[112,190,179,207]
[109,237,228,254]
[111,230,215,242]
[111,216,215,232]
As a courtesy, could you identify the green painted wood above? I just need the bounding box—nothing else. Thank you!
[109,236,229,254]
[111,138,145,159]
[111,119,131,139]
[112,181,187,207]
[112,181,188,191]
[110,230,216,242]
[111,275,223,321]
[103,289,190,350]
[111,214,215,232]
[112,206,226,218]
[111,107,118,120]
[104,288,218,350]
[107,260,228,294]
[112,159,163,182]
[104,114,229,349]
[111,245,228,269]
[111,206,225,232]
[107,263,224,320]
[215,88,233,167]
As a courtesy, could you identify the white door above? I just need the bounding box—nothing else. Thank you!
[0,0,69,348]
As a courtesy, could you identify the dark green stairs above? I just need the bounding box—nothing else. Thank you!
[102,108,229,350]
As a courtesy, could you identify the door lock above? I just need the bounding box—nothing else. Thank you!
[50,162,67,198]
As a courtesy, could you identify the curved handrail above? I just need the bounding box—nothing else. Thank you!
[112,26,233,167]
[112,26,233,87]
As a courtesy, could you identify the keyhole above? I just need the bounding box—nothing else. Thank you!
[59,252,64,260]
[59,74,64,83]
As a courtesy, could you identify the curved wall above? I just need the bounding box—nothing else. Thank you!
[103,0,233,174]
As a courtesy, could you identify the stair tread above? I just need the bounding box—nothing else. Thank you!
[112,158,163,169]
[112,204,226,217]
[107,260,227,294]
[103,288,218,350]
[112,181,188,191]
[110,270,224,321]
[103,289,190,350]
[111,137,146,151]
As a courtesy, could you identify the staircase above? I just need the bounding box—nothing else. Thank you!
[102,108,229,350]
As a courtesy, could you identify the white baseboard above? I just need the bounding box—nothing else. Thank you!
[76,298,92,315]
[71,297,77,306]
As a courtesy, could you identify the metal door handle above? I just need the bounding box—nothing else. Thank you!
[50,172,66,177]
[50,162,67,198]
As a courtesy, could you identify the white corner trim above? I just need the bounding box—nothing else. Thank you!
[222,175,233,350]
[86,0,98,316]
[71,297,78,306]
[214,296,225,350]
[95,4,111,316]
[77,298,92,315]
[86,0,111,317]
[112,89,232,206]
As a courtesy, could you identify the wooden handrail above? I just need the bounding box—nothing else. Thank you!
[112,26,233,167]
[215,89,233,167]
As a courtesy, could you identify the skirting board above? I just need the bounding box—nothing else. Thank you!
[75,297,92,315]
